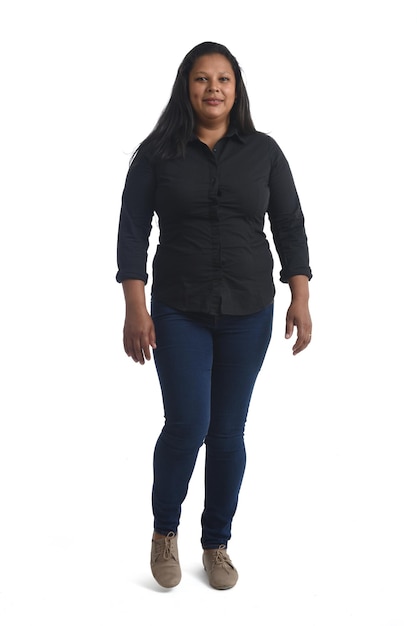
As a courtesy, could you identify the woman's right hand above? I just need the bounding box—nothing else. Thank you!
[121,279,156,364]
[123,307,156,364]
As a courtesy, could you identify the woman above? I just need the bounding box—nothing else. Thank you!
[116,42,312,590]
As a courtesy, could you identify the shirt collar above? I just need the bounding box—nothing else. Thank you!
[225,126,247,143]
[190,125,247,145]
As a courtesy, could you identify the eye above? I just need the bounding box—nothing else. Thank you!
[195,76,208,82]
[219,76,230,82]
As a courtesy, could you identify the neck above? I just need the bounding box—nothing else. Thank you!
[195,121,229,151]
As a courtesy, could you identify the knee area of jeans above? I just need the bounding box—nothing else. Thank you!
[205,433,244,453]
[158,429,206,453]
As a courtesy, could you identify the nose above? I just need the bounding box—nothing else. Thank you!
[207,80,220,92]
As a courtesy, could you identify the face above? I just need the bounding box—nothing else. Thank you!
[188,53,236,127]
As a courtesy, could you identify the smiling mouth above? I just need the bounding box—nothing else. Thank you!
[203,99,223,105]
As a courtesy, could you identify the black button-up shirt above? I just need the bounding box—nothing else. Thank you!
[116,129,312,315]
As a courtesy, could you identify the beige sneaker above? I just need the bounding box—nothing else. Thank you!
[202,546,238,590]
[150,532,181,588]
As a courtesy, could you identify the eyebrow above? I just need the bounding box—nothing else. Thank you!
[193,70,232,75]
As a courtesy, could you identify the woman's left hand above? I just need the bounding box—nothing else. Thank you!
[285,300,312,355]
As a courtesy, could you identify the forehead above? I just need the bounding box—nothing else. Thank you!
[190,53,234,75]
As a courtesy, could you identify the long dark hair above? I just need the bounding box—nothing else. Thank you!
[131,42,256,162]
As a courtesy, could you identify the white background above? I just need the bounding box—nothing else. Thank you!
[1,1,416,624]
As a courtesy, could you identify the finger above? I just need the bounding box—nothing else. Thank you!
[142,340,152,362]
[143,324,157,359]
[149,326,157,350]
[124,335,144,364]
[285,318,294,339]
[134,340,146,364]
[123,337,136,360]
[292,329,312,355]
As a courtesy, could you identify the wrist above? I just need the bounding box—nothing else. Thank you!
[122,279,147,308]
[288,275,309,302]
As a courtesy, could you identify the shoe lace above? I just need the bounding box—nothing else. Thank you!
[162,532,176,560]
[213,545,233,568]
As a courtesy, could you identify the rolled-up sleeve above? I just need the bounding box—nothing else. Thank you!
[116,154,155,284]
[267,140,312,283]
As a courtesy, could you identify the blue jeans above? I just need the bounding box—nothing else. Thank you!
[151,299,273,548]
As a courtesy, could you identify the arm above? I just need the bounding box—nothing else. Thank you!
[286,275,312,355]
[266,139,312,354]
[122,279,156,364]
[116,153,156,363]
[267,142,312,284]
[116,154,155,284]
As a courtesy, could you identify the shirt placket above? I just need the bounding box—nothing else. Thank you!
[207,147,222,314]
